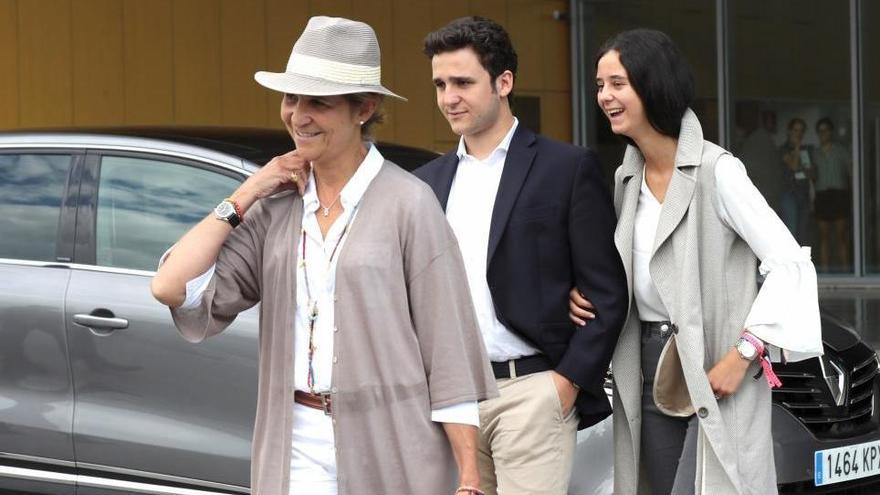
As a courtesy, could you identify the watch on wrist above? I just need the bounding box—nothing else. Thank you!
[734,337,759,361]
[214,199,241,228]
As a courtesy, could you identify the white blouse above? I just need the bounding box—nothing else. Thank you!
[632,155,823,362]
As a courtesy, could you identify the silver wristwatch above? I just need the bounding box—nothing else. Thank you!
[734,337,759,361]
[214,199,241,228]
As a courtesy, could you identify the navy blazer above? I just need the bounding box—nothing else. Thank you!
[413,125,627,429]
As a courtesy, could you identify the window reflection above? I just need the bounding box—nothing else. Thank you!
[96,156,241,272]
[0,154,71,262]
[731,2,852,274]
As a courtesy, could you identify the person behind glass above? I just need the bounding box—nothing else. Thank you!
[813,117,852,272]
[738,107,782,214]
[415,16,627,495]
[780,117,814,243]
[569,29,824,494]
[150,16,497,495]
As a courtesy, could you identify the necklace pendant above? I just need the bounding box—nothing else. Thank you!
[322,207,330,217]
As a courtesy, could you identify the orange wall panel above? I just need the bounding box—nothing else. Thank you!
[1,0,572,143]
[172,0,222,124]
[122,0,174,124]
[18,0,73,127]
[72,0,125,125]
[220,0,268,126]
[390,0,434,150]
[0,0,19,129]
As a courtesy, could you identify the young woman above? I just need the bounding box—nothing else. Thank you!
[572,29,823,494]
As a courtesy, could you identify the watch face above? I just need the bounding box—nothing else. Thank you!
[737,340,758,360]
[215,201,235,218]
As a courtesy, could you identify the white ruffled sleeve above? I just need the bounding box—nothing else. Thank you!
[713,155,823,362]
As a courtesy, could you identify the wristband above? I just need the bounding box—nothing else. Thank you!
[741,331,782,389]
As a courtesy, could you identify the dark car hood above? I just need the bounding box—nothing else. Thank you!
[820,309,862,353]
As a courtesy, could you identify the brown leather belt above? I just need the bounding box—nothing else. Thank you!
[294,390,332,415]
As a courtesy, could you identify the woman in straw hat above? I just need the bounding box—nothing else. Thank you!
[152,16,496,495]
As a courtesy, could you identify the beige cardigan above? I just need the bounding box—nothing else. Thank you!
[170,162,498,494]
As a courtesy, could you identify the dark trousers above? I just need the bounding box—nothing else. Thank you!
[640,323,698,495]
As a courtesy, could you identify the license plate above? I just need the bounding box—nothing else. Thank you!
[815,440,880,486]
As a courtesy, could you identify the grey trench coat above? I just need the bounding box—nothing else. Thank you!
[170,162,498,494]
[611,110,785,494]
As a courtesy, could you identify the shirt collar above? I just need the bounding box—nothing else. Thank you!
[302,143,385,212]
[455,117,519,161]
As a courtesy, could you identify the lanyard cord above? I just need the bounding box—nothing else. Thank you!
[300,203,359,393]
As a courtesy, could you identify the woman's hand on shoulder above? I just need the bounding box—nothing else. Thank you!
[707,348,752,400]
[240,150,310,203]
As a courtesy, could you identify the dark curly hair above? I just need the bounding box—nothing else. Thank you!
[423,16,518,101]
[595,29,694,145]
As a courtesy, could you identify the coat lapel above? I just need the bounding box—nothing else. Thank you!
[651,109,704,256]
[613,145,643,299]
[432,151,460,211]
[487,126,537,263]
[651,167,697,254]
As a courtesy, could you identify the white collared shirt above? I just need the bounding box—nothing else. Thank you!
[293,144,383,393]
[632,155,822,362]
[445,118,542,362]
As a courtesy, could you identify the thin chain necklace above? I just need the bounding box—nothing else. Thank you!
[299,203,359,393]
[318,193,342,217]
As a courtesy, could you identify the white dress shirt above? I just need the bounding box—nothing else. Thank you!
[445,118,542,362]
[632,154,822,362]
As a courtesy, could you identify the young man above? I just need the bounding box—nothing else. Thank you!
[414,16,627,495]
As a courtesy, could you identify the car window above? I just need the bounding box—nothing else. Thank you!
[96,156,241,271]
[0,153,72,262]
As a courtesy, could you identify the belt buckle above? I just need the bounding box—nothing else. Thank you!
[319,392,332,416]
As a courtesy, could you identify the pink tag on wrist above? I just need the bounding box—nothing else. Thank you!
[742,331,782,389]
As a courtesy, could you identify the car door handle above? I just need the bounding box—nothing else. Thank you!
[74,312,129,337]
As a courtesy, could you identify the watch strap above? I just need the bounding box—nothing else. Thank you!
[215,199,242,228]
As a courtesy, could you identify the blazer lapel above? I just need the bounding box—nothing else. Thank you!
[432,151,460,211]
[487,126,537,263]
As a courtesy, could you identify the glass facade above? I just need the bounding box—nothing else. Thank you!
[730,1,852,275]
[574,0,878,283]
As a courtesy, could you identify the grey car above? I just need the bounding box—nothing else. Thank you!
[1,128,879,495]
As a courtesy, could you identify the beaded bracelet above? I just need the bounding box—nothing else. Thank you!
[223,197,244,222]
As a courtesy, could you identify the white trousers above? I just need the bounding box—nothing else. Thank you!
[289,402,337,495]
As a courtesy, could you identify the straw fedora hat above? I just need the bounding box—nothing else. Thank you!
[255,16,405,100]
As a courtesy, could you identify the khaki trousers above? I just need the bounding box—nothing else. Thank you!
[478,370,579,495]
